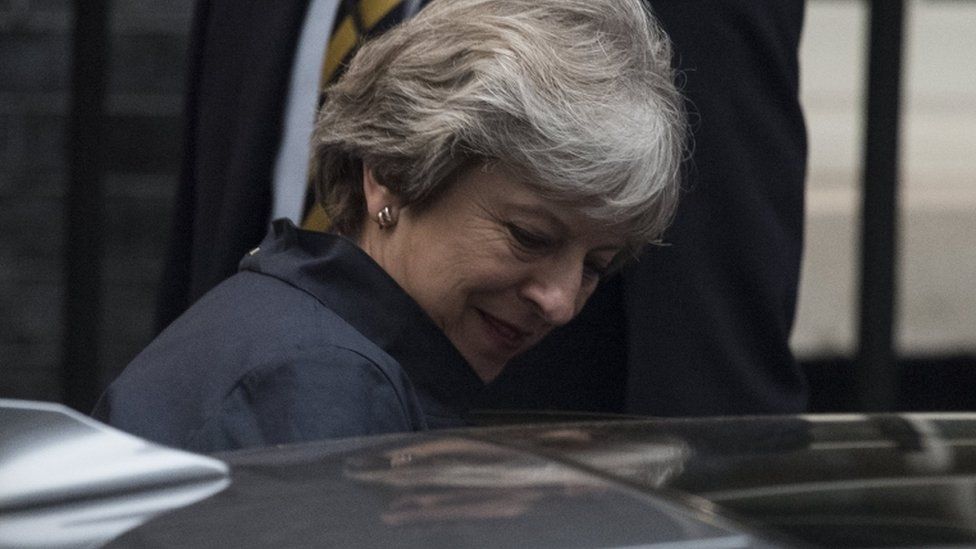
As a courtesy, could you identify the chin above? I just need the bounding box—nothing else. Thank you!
[467,356,508,383]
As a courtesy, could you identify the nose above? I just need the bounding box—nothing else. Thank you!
[519,262,586,327]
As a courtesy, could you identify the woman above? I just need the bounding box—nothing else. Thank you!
[94,0,686,452]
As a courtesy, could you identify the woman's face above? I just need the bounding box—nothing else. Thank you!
[361,167,623,382]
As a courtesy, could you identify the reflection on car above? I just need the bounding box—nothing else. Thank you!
[3,400,976,548]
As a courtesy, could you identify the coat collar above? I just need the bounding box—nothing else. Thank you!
[240,219,485,419]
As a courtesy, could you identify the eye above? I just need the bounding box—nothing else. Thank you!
[582,260,609,282]
[506,223,553,253]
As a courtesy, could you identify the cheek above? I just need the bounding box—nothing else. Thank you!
[404,227,528,321]
[403,246,495,319]
[442,233,525,287]
[460,250,529,298]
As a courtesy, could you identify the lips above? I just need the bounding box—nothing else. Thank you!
[477,309,531,350]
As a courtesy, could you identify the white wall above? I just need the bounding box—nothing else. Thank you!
[792,0,976,357]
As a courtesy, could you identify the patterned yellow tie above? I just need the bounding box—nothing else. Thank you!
[301,0,413,231]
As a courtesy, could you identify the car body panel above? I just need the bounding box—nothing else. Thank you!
[109,433,769,548]
[4,401,976,547]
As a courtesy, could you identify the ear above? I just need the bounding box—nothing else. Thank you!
[362,165,400,219]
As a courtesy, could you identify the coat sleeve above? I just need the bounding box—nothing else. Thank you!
[185,346,426,453]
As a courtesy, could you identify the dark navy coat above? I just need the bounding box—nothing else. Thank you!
[95,220,483,452]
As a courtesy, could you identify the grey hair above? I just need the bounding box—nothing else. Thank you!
[311,0,687,250]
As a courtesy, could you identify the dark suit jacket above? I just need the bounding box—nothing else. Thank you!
[99,221,482,452]
[486,1,809,416]
[157,1,311,328]
[158,0,808,417]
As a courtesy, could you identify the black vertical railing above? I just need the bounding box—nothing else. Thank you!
[857,0,906,412]
[63,0,109,412]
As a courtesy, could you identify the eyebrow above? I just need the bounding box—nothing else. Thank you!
[506,202,622,254]
[591,243,624,255]
[505,202,570,233]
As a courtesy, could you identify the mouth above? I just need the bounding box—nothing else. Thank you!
[477,309,532,351]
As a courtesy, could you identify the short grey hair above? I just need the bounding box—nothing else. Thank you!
[311,0,686,250]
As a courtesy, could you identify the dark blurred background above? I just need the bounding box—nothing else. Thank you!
[2,0,974,414]
[0,0,191,404]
